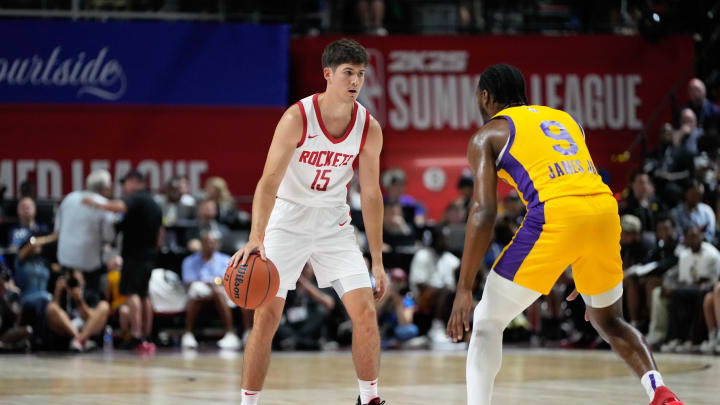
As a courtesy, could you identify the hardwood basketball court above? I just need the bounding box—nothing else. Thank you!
[0,348,715,404]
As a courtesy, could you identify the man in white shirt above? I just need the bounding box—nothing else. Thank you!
[55,170,117,296]
[661,226,720,352]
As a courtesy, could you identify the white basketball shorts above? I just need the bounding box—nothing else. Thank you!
[264,198,371,299]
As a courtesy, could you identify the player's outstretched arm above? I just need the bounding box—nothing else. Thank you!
[358,117,386,301]
[447,122,502,342]
[229,104,303,267]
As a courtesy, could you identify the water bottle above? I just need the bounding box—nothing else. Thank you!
[103,325,113,352]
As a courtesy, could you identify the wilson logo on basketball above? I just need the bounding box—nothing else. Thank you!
[233,265,247,299]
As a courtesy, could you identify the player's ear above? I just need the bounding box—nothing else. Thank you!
[323,66,333,81]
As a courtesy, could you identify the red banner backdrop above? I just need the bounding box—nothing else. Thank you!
[293,35,694,220]
[1,105,281,205]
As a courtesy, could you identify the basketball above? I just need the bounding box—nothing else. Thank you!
[223,253,279,309]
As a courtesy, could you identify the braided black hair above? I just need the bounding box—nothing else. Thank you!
[477,64,528,108]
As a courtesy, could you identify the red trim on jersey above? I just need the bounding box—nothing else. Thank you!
[312,93,358,144]
[296,101,308,147]
[359,109,371,152]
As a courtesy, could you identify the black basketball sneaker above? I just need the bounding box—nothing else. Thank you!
[356,396,385,405]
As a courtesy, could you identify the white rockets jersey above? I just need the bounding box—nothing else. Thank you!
[276,93,371,207]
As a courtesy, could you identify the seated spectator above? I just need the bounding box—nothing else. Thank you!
[675,108,703,155]
[15,234,109,352]
[376,268,418,348]
[155,176,196,227]
[409,226,459,342]
[624,216,678,330]
[275,263,335,351]
[619,169,663,243]
[181,230,243,350]
[8,197,51,251]
[483,216,518,271]
[204,176,249,229]
[453,174,474,220]
[644,123,694,207]
[186,199,231,253]
[700,281,720,354]
[670,180,716,243]
[685,78,720,133]
[382,168,427,230]
[0,261,30,351]
[442,200,467,256]
[660,226,720,353]
[620,215,651,271]
[382,201,417,254]
[500,191,525,227]
[105,254,131,341]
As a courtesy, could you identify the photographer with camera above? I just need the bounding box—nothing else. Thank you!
[14,232,109,352]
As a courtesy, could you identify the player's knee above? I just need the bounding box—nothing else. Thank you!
[253,305,283,331]
[349,299,377,324]
[96,301,110,316]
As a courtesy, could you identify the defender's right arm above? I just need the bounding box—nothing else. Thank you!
[229,104,303,267]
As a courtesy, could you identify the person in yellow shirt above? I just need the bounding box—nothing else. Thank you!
[446,64,682,405]
[105,255,130,339]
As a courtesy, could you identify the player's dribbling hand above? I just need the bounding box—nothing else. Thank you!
[447,289,472,342]
[229,238,267,268]
[565,288,589,322]
[371,264,387,301]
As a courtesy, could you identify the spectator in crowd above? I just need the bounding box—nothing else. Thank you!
[382,168,427,230]
[442,200,467,256]
[660,226,720,353]
[86,169,162,352]
[483,216,517,271]
[675,108,703,155]
[500,191,525,227]
[15,233,109,352]
[644,123,695,207]
[382,201,417,254]
[56,170,116,300]
[275,263,336,351]
[204,176,248,229]
[409,226,459,342]
[9,197,50,250]
[700,281,720,353]
[619,169,663,242]
[155,176,196,227]
[357,0,387,35]
[685,77,720,133]
[620,214,650,271]
[0,258,31,351]
[105,254,130,341]
[186,199,231,253]
[624,216,679,330]
[453,174,474,220]
[181,230,242,351]
[670,180,716,243]
[376,267,418,348]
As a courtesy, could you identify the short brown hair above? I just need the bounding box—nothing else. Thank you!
[321,38,369,70]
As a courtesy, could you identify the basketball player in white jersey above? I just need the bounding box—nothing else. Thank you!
[229,39,386,405]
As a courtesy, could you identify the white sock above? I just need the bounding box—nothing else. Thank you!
[640,370,665,400]
[358,379,378,404]
[240,389,261,405]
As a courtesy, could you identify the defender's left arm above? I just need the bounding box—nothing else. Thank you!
[359,117,386,301]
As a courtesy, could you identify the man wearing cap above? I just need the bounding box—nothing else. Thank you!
[86,168,162,352]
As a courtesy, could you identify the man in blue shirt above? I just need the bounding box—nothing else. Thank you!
[181,230,241,350]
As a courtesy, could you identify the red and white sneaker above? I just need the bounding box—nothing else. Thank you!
[650,387,683,405]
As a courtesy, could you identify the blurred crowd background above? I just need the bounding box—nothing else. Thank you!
[1,0,720,356]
